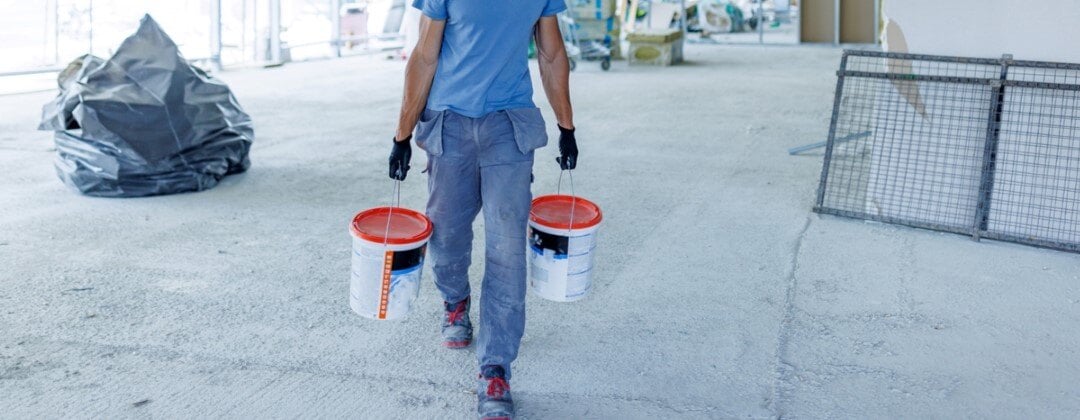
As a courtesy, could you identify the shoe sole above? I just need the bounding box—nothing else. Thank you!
[443,340,471,349]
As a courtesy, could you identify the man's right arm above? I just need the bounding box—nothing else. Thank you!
[395,16,446,142]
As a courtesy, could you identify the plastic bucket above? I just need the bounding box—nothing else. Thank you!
[528,194,603,302]
[349,206,433,320]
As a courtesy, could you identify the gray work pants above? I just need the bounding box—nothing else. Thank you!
[414,107,548,379]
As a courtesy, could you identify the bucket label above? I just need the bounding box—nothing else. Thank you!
[528,227,596,301]
[351,243,426,320]
[386,246,425,317]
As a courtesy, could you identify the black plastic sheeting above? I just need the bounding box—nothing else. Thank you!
[38,15,253,197]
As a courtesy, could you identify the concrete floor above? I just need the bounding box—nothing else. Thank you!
[2,44,1079,419]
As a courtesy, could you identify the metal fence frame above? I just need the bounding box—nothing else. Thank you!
[814,49,1080,253]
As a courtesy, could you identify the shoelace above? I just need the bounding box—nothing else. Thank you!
[485,376,510,399]
[446,300,468,325]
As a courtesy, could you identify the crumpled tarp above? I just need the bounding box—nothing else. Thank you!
[38,15,253,197]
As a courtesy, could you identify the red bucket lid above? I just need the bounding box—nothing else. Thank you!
[351,207,433,245]
[530,195,603,230]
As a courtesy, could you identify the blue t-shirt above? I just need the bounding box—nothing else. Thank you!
[412,0,567,118]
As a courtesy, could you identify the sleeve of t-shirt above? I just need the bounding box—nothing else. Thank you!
[412,0,448,20]
[541,0,567,16]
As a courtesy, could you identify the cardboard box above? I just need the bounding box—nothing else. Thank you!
[627,28,682,66]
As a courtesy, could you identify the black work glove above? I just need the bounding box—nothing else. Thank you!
[388,135,412,181]
[556,125,578,170]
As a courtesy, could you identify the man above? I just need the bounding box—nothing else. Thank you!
[387,0,578,418]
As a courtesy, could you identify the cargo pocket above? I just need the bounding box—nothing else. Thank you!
[414,108,444,157]
[505,107,548,155]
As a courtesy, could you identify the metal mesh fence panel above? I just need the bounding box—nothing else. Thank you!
[984,61,1080,250]
[815,50,1080,253]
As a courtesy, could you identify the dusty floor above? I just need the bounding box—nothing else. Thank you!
[1,44,1079,419]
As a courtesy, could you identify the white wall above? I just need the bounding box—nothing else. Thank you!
[884,0,1080,63]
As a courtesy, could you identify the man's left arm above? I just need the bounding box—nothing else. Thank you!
[534,16,578,170]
